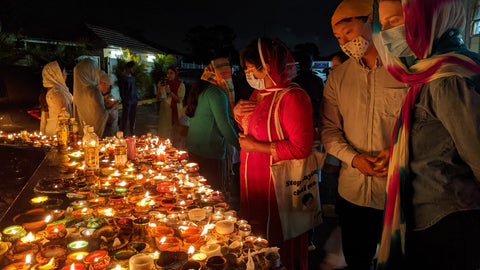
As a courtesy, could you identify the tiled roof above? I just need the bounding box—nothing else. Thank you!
[86,24,163,55]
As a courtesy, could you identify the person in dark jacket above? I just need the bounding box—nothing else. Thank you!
[119,61,138,136]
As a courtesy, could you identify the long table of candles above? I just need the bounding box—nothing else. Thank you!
[0,132,284,270]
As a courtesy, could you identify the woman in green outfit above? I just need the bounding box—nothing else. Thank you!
[185,79,240,192]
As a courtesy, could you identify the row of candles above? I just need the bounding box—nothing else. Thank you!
[0,132,277,270]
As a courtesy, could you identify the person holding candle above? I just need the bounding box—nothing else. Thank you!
[372,0,480,269]
[185,72,240,192]
[39,61,73,136]
[234,37,313,270]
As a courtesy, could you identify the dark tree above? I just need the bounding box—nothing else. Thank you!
[184,25,238,64]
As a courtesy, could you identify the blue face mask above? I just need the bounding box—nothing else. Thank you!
[380,25,414,57]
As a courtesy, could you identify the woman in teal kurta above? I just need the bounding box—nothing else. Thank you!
[185,80,240,191]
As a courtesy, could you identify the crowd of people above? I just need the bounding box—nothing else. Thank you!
[38,0,480,269]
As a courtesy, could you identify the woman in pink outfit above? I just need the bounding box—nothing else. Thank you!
[234,37,313,270]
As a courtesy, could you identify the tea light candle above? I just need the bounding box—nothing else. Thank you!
[199,243,222,258]
[129,254,154,270]
[236,219,248,226]
[68,240,89,252]
[254,237,268,250]
[211,211,223,221]
[191,252,207,262]
[238,224,252,237]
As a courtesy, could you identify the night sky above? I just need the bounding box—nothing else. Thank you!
[1,0,343,57]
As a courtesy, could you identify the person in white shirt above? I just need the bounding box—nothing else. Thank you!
[319,0,408,269]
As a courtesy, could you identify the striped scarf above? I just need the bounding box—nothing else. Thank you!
[374,1,480,269]
[201,57,235,111]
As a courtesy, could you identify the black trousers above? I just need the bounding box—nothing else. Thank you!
[405,210,480,270]
[336,194,383,270]
[120,102,137,136]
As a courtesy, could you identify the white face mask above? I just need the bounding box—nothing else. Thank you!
[245,72,265,90]
[380,25,414,57]
[340,35,370,61]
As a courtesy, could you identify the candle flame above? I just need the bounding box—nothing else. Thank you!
[115,265,121,270]
[22,232,35,243]
[71,264,75,270]
[82,208,88,212]
[45,215,52,223]
[201,224,209,236]
[75,241,84,248]
[25,254,32,264]
[160,237,166,244]
[76,254,84,260]
[188,245,195,255]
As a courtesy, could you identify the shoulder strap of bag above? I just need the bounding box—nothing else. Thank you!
[267,87,292,142]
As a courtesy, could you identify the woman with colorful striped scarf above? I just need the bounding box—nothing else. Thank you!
[374,0,480,269]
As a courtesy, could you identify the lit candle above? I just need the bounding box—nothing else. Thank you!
[2,225,26,242]
[68,240,89,252]
[20,232,42,244]
[211,211,223,221]
[84,250,110,270]
[66,251,90,264]
[62,264,85,270]
[191,252,207,263]
[30,196,49,206]
[45,224,67,240]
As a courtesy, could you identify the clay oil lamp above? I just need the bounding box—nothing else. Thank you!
[45,224,67,241]
[2,225,26,242]
[237,224,252,238]
[72,207,93,219]
[156,181,174,194]
[67,240,89,253]
[100,167,116,177]
[155,236,183,252]
[155,251,188,270]
[13,209,50,232]
[70,200,89,211]
[184,163,199,174]
[66,252,90,265]
[4,254,33,270]
[181,226,207,250]
[83,250,110,270]
[159,197,176,209]
[80,228,96,238]
[6,238,39,263]
[61,263,85,270]
[68,151,84,162]
[41,199,63,210]
[133,198,150,216]
[114,187,128,196]
[253,237,268,250]
[148,224,174,238]
[115,180,132,189]
[86,217,108,230]
[96,207,116,218]
[35,245,67,265]
[30,196,49,207]
[97,188,114,198]
[64,161,80,173]
[110,170,122,179]
[19,232,43,245]
[199,243,222,258]
[88,197,106,207]
[112,248,137,267]
[206,255,227,270]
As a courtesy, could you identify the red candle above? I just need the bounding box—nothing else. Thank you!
[45,224,67,240]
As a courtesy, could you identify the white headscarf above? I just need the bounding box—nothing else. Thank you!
[73,58,108,137]
[40,61,73,136]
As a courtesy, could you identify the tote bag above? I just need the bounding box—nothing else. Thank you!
[268,88,325,241]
